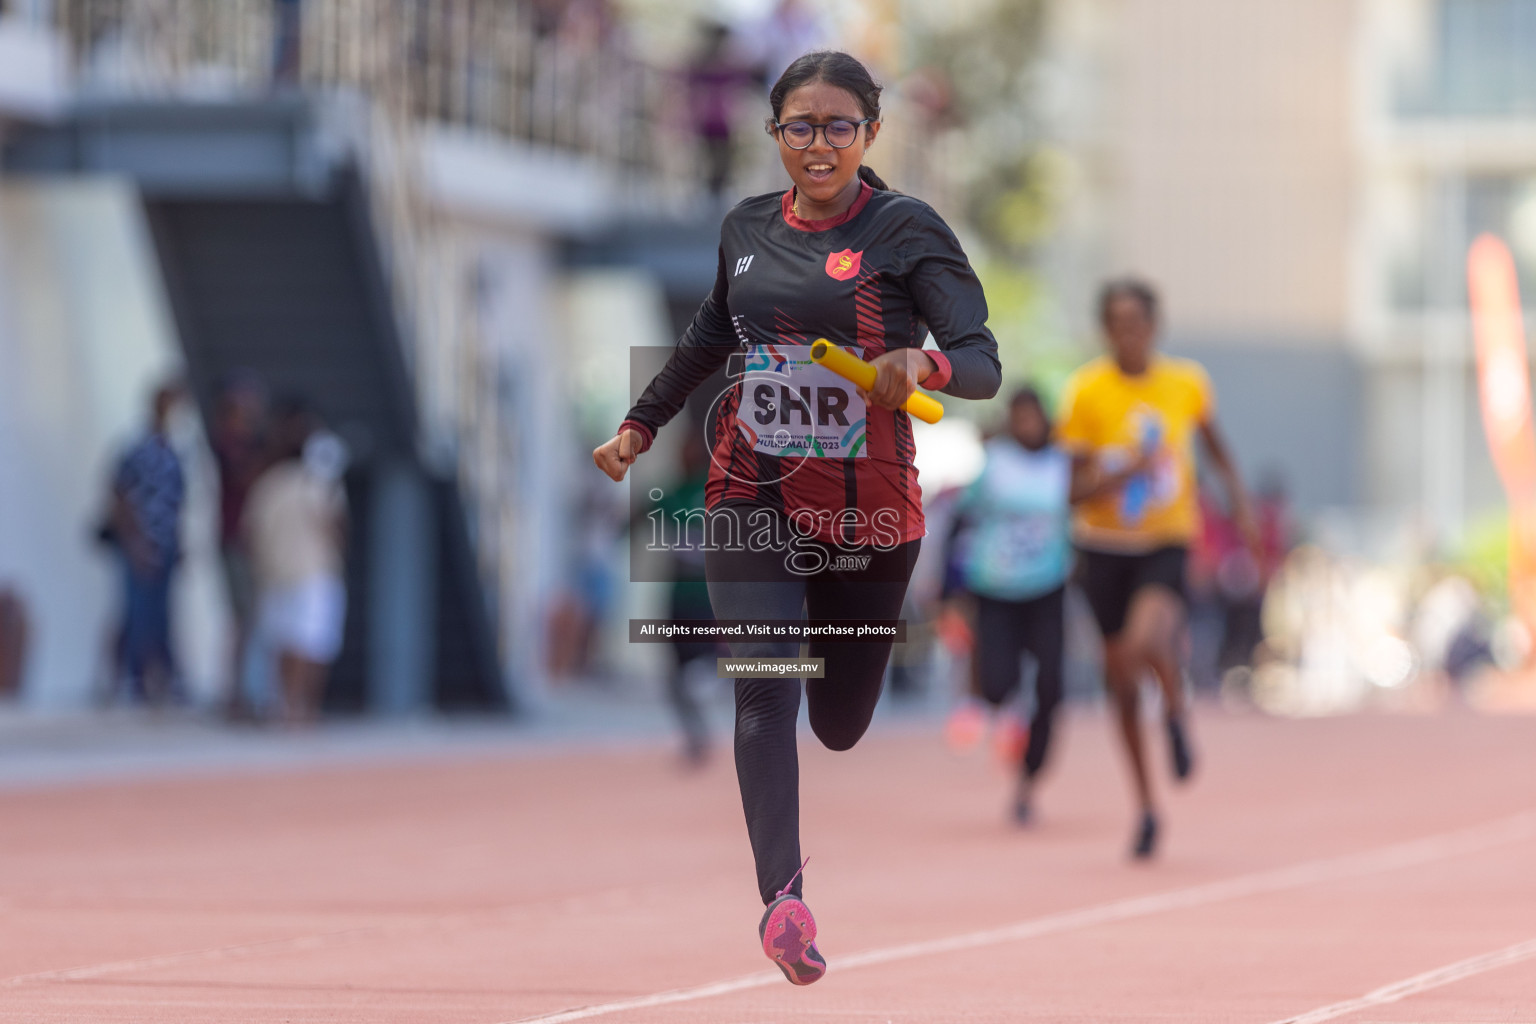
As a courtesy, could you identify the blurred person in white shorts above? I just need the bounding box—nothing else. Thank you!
[243,400,349,725]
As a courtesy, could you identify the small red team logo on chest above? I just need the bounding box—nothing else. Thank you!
[825,249,863,281]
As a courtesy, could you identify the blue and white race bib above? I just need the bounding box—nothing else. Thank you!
[737,344,868,458]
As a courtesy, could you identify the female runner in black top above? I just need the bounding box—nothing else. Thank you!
[593,50,1001,986]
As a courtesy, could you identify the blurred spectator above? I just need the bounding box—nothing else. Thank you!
[1187,490,1228,691]
[272,0,302,86]
[886,591,936,699]
[686,20,755,199]
[1256,545,1419,715]
[896,481,968,704]
[653,429,721,764]
[1412,572,1494,692]
[530,0,567,38]
[210,373,269,718]
[548,475,624,681]
[243,400,349,725]
[0,588,28,700]
[107,381,188,705]
[903,65,958,129]
[747,0,825,86]
[896,474,971,701]
[1191,473,1291,690]
[1216,473,1290,677]
[558,0,617,51]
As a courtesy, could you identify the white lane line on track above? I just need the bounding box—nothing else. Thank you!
[0,929,378,988]
[1269,937,1536,1024]
[0,881,674,989]
[504,810,1536,1024]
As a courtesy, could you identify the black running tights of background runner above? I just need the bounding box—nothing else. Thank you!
[973,587,1066,781]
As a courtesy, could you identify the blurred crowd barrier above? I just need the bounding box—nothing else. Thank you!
[1249,541,1526,716]
[56,0,662,168]
[559,414,1536,721]
[47,0,903,202]
[887,439,1529,721]
[50,0,673,549]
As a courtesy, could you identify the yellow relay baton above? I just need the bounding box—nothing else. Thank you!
[809,339,945,424]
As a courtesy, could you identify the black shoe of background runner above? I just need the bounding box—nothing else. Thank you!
[1131,811,1158,860]
[1012,797,1033,827]
[1166,716,1194,782]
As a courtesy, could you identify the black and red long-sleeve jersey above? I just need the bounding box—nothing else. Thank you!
[619,181,1002,545]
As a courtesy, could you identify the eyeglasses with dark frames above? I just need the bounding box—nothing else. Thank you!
[771,118,875,150]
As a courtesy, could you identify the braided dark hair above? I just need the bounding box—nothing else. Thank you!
[768,50,889,191]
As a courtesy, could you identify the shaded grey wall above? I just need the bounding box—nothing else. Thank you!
[0,179,225,708]
[1362,360,1502,534]
[1168,340,1363,516]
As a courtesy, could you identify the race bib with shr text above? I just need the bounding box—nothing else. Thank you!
[737,344,868,458]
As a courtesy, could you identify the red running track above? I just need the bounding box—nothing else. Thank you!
[1,707,1533,1022]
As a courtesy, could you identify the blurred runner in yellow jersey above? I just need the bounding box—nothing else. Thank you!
[1057,278,1255,859]
[1058,355,1211,549]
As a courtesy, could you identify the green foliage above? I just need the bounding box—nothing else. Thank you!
[902,0,1054,260]
[965,258,1091,426]
[1458,509,1513,611]
[895,1,1082,426]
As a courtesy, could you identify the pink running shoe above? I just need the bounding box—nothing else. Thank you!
[758,860,825,986]
[993,712,1028,768]
[943,699,986,753]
